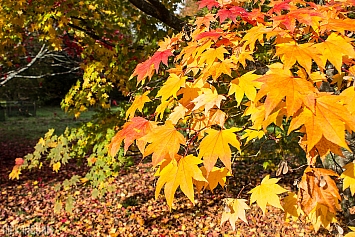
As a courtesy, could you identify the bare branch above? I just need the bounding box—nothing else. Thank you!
[13,67,81,79]
[0,44,48,87]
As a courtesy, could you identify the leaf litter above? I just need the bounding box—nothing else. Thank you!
[0,140,339,236]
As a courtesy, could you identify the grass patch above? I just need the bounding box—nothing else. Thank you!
[0,106,95,142]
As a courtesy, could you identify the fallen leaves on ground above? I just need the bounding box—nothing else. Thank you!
[0,140,341,236]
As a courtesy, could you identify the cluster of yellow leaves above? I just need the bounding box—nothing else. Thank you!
[109,0,355,233]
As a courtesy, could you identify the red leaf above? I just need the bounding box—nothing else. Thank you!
[15,158,24,166]
[198,0,220,10]
[195,30,224,41]
[150,49,173,73]
[217,6,249,23]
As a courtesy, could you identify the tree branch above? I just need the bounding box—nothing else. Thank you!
[128,0,185,31]
[0,44,48,87]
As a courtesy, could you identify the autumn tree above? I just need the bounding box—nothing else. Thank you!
[8,0,355,235]
[107,0,355,234]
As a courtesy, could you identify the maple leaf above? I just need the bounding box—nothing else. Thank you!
[282,192,303,221]
[271,9,321,32]
[199,46,229,66]
[298,167,341,216]
[53,161,61,173]
[231,50,254,68]
[130,59,155,83]
[155,155,207,209]
[241,25,281,51]
[217,6,249,23]
[198,128,240,173]
[221,198,250,230]
[275,42,322,73]
[125,92,151,120]
[9,166,21,180]
[195,29,224,42]
[248,175,287,214]
[320,18,355,36]
[140,120,186,166]
[155,98,174,120]
[228,71,262,106]
[255,66,316,117]
[198,0,220,10]
[288,94,355,152]
[195,14,216,29]
[168,103,188,124]
[157,73,187,101]
[313,33,355,73]
[340,86,355,114]
[150,49,174,73]
[192,87,226,114]
[130,50,173,83]
[207,109,226,127]
[194,166,231,192]
[267,0,292,14]
[341,161,355,196]
[201,60,234,81]
[109,117,155,155]
[307,203,337,232]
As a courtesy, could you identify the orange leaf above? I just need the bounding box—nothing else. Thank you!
[288,94,355,152]
[313,33,355,73]
[198,128,240,173]
[141,120,185,166]
[109,117,156,155]
[275,42,322,73]
[255,66,316,117]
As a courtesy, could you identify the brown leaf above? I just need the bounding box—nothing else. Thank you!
[297,167,341,215]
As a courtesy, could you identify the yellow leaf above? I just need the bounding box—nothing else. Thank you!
[53,162,61,173]
[125,91,151,120]
[194,166,231,192]
[198,128,240,173]
[141,120,185,166]
[168,103,188,124]
[283,192,303,221]
[228,71,262,106]
[248,175,287,214]
[9,166,21,180]
[157,74,186,101]
[155,155,207,209]
[345,227,355,237]
[221,198,250,230]
[307,203,337,232]
[341,161,355,196]
[199,46,229,66]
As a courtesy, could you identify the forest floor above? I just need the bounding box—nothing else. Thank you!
[0,107,346,236]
